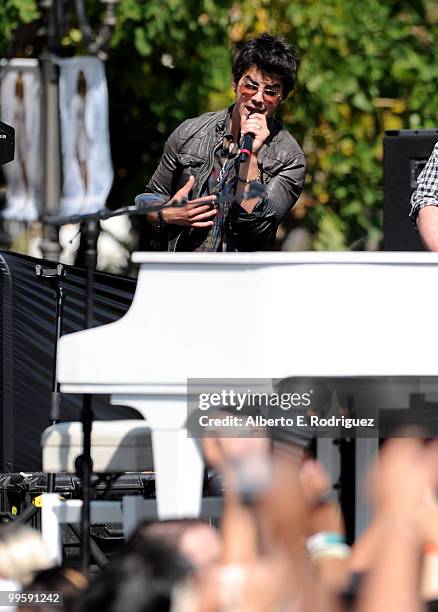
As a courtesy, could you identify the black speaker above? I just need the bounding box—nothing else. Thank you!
[383,129,438,251]
[0,121,14,166]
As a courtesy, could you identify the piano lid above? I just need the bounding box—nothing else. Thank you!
[57,251,438,393]
[132,251,438,266]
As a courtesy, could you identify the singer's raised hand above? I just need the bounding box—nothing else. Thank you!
[240,111,269,155]
[162,175,217,228]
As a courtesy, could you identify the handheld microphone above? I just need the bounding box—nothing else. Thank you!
[239,132,254,163]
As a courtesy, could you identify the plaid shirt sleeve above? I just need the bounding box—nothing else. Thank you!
[410,142,438,225]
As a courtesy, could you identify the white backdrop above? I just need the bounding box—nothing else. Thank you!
[58,57,113,215]
[0,59,42,221]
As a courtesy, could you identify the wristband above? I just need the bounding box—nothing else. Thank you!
[306,531,346,556]
[311,544,351,563]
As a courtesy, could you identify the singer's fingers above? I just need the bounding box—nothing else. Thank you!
[172,175,195,201]
[241,110,265,121]
[244,113,267,124]
[186,195,216,208]
[246,112,266,120]
[187,204,216,217]
[191,220,215,228]
[244,116,268,133]
[189,209,217,222]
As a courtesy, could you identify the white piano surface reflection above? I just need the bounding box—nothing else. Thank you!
[57,252,438,523]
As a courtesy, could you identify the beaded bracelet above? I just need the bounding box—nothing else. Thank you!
[237,169,262,184]
[156,209,165,232]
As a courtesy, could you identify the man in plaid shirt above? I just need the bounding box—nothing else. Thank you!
[410,142,438,250]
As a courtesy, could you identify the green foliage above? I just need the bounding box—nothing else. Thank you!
[0,0,39,56]
[3,0,438,250]
[105,0,234,204]
[282,0,438,249]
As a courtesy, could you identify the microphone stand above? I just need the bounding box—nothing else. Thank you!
[44,194,185,572]
[80,217,98,574]
[35,263,67,495]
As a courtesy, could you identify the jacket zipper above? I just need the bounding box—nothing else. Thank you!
[173,134,224,251]
[194,135,224,198]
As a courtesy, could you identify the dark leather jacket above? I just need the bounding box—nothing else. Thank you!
[144,107,306,251]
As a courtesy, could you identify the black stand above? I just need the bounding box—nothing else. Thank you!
[78,218,99,573]
[35,263,66,494]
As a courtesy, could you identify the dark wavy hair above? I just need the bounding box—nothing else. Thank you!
[232,34,300,98]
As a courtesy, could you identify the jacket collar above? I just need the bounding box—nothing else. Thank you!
[215,106,233,134]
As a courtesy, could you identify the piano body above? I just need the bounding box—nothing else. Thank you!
[57,252,438,530]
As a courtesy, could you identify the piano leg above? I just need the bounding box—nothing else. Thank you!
[41,493,63,565]
[112,395,204,520]
[151,429,204,519]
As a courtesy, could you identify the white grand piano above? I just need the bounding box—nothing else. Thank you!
[57,251,438,534]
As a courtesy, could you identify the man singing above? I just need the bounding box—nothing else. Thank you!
[143,34,306,252]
